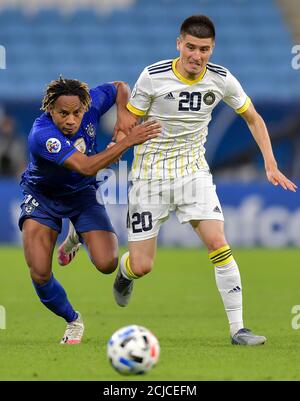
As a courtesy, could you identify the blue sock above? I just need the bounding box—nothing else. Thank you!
[33,275,77,323]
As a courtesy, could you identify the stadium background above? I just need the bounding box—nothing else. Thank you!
[0,0,300,382]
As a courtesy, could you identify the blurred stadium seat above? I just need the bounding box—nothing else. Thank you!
[0,0,299,99]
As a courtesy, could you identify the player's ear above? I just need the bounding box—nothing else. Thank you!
[48,106,54,117]
[176,37,181,51]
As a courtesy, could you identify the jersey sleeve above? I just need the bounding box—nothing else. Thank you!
[29,125,77,165]
[89,83,117,119]
[223,71,251,114]
[127,68,153,117]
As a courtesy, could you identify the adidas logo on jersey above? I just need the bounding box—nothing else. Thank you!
[213,206,221,213]
[164,92,175,100]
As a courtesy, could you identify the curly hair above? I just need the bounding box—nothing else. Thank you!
[41,76,91,112]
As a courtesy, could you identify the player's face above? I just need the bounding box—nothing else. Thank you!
[176,34,214,79]
[50,95,85,136]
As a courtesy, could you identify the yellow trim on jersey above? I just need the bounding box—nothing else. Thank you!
[132,144,143,175]
[199,151,206,168]
[168,147,177,178]
[235,97,251,114]
[199,130,206,168]
[127,102,146,116]
[156,151,164,179]
[143,152,152,179]
[179,138,186,176]
[191,132,198,172]
[172,58,207,85]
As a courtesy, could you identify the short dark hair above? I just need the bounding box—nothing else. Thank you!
[41,76,91,111]
[180,15,215,40]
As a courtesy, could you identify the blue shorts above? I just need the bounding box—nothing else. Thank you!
[19,185,115,235]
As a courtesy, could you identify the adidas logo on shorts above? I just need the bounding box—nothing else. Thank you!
[213,206,221,213]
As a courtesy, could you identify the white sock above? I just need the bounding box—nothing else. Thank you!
[214,259,244,337]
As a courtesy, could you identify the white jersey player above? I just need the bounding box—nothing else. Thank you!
[59,15,297,346]
[128,58,250,181]
[125,57,252,242]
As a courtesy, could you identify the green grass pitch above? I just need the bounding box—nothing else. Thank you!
[0,246,300,381]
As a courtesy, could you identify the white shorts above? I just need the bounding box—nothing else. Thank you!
[127,171,224,241]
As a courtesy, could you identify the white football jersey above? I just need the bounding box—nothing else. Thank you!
[127,58,251,180]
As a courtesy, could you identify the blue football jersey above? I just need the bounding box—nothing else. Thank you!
[21,83,117,196]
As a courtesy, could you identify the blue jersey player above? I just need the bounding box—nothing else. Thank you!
[19,77,161,344]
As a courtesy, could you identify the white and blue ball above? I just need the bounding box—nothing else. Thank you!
[107,325,160,375]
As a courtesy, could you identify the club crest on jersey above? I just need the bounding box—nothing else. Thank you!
[203,91,216,105]
[85,123,96,137]
[74,137,86,154]
[25,205,34,214]
[46,138,61,153]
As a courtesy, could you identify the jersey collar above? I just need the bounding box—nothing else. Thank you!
[172,57,206,85]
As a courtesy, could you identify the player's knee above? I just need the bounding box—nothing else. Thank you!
[30,268,52,285]
[205,238,228,253]
[93,256,119,275]
[130,257,153,277]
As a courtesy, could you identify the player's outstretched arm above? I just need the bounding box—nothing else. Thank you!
[63,120,161,176]
[113,82,138,138]
[240,103,297,192]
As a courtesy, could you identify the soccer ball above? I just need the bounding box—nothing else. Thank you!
[107,325,160,375]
